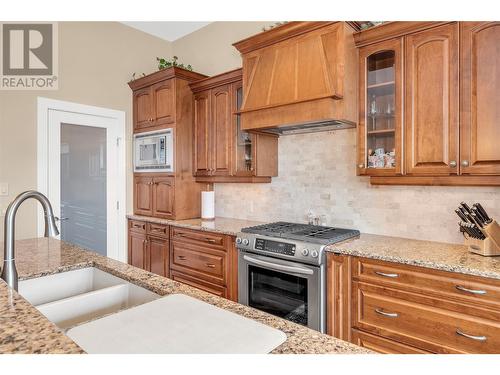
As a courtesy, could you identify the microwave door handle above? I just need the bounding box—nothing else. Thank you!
[243,255,314,275]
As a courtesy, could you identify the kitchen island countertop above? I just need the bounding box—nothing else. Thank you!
[0,238,371,354]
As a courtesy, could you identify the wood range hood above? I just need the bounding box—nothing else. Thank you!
[233,22,359,135]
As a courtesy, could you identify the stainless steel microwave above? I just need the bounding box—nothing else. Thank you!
[134,129,173,173]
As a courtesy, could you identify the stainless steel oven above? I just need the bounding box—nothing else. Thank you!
[238,249,325,332]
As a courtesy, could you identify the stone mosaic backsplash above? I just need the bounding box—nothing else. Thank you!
[214,129,500,244]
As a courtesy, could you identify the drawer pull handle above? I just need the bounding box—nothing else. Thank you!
[206,263,216,268]
[205,238,217,244]
[374,271,399,278]
[178,256,187,260]
[456,329,487,342]
[375,308,399,318]
[455,285,487,295]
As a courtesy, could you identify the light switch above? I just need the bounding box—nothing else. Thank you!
[0,183,8,196]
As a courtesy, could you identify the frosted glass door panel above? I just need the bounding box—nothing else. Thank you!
[60,123,107,255]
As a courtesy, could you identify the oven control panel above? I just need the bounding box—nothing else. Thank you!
[254,238,296,256]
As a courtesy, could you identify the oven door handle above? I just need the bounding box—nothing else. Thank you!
[243,255,314,275]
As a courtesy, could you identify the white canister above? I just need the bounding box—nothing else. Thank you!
[201,191,215,220]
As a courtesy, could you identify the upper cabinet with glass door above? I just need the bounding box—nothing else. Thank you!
[357,38,403,176]
[190,68,278,183]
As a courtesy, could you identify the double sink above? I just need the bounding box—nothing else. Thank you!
[19,267,159,330]
[17,267,287,353]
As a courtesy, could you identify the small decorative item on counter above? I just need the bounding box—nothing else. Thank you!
[157,56,193,71]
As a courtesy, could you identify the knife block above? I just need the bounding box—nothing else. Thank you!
[465,220,500,256]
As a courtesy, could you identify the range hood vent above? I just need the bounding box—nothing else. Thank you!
[233,22,358,135]
[258,119,356,136]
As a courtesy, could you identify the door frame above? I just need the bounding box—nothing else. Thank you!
[37,97,126,262]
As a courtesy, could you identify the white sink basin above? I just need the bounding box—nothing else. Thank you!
[67,294,287,354]
[18,267,159,329]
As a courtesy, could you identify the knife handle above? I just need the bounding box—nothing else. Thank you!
[474,203,491,223]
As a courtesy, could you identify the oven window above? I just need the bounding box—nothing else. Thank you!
[248,265,308,327]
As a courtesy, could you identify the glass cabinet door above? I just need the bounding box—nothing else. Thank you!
[233,82,255,175]
[358,38,402,176]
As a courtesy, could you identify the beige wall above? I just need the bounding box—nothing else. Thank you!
[0,22,172,239]
[171,22,500,245]
[172,22,273,76]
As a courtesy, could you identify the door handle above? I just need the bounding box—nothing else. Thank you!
[55,217,69,221]
[243,255,314,275]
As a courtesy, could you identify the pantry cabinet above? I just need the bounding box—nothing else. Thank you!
[190,68,278,183]
[355,22,500,186]
[129,67,208,220]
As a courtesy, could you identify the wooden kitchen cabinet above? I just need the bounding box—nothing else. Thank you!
[170,226,238,301]
[133,176,153,216]
[460,22,500,176]
[327,252,500,353]
[190,69,278,183]
[133,87,154,131]
[129,67,208,220]
[357,37,403,176]
[132,80,175,132]
[152,176,174,219]
[128,219,169,277]
[134,174,175,220]
[326,254,352,341]
[355,22,500,186]
[152,79,175,127]
[404,23,459,176]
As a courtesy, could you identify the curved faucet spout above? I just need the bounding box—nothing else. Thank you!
[1,191,59,291]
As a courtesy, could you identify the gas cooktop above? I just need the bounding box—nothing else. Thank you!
[241,221,360,245]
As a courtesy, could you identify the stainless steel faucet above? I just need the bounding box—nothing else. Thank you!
[1,191,59,291]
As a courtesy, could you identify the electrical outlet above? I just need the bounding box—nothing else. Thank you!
[0,183,8,196]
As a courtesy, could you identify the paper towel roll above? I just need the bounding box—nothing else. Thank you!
[201,191,215,220]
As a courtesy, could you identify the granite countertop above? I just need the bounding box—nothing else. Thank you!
[127,214,264,236]
[326,233,500,280]
[0,238,371,354]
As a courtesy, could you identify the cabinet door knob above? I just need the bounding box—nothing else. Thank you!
[358,163,364,169]
[461,160,469,167]
[450,160,457,167]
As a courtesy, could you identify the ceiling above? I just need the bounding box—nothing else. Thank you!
[122,22,211,42]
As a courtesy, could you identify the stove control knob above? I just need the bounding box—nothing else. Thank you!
[311,250,319,258]
[235,237,242,244]
[301,249,309,257]
[242,238,250,246]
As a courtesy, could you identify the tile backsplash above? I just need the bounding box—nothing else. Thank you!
[215,129,500,244]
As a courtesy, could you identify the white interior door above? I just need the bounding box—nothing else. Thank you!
[38,98,126,262]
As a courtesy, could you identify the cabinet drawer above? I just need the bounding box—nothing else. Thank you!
[171,226,226,250]
[129,220,146,233]
[351,329,430,354]
[170,242,226,285]
[353,258,500,311]
[171,270,226,298]
[353,282,500,354]
[147,222,169,239]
